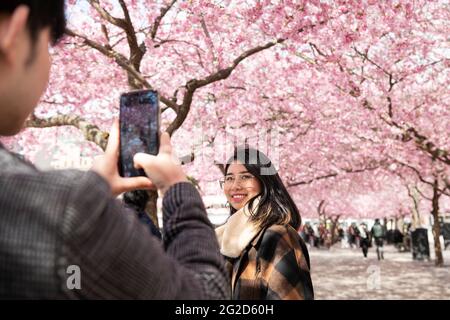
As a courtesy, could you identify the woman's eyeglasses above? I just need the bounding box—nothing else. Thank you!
[219,174,255,189]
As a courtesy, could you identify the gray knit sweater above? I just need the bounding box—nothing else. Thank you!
[0,143,229,299]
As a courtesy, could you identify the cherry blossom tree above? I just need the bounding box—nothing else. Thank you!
[1,0,449,264]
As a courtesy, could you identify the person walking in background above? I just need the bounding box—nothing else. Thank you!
[215,146,314,300]
[359,223,370,259]
[371,219,386,260]
[348,222,360,249]
[306,222,316,248]
[299,223,308,243]
[338,224,347,248]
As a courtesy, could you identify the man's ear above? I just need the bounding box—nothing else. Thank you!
[0,5,30,64]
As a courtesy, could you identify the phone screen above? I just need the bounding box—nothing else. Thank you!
[119,90,160,178]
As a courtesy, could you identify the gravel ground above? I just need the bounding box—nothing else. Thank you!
[309,243,450,300]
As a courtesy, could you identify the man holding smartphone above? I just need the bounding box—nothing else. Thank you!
[0,1,229,299]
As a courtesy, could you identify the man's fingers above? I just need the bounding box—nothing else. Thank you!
[119,177,155,193]
[159,132,172,155]
[106,119,120,156]
[134,153,155,170]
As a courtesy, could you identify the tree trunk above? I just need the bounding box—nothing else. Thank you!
[431,177,444,267]
[317,200,326,224]
[330,219,337,245]
[408,185,421,229]
[398,215,404,234]
[330,215,340,244]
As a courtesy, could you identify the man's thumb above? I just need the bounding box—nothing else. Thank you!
[133,153,155,170]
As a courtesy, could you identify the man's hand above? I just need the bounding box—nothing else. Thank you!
[91,120,154,197]
[134,132,188,196]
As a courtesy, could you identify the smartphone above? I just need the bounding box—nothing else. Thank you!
[119,89,160,178]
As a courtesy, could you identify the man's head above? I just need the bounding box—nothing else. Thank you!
[0,1,66,136]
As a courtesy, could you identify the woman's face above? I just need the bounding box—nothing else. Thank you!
[223,161,262,211]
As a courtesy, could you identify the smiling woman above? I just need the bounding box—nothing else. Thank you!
[215,146,314,300]
[221,169,261,210]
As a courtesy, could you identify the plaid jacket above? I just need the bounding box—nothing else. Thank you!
[0,143,229,299]
[228,224,314,300]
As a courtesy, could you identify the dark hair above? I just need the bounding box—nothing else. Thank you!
[123,190,162,240]
[0,1,66,45]
[123,190,149,213]
[225,146,301,230]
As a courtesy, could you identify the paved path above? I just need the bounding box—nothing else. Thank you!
[309,244,450,299]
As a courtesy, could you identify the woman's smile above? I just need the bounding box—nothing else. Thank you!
[224,162,261,210]
[230,193,248,204]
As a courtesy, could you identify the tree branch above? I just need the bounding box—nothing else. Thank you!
[117,0,144,66]
[200,15,218,67]
[151,0,177,40]
[414,185,433,201]
[287,163,383,188]
[389,119,450,166]
[338,56,450,166]
[191,38,285,89]
[65,28,178,112]
[88,0,126,29]
[317,200,326,215]
[354,46,391,77]
[406,184,422,214]
[166,38,285,135]
[25,113,109,151]
[391,158,450,197]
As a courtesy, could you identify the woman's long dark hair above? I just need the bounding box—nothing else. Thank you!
[225,146,301,230]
